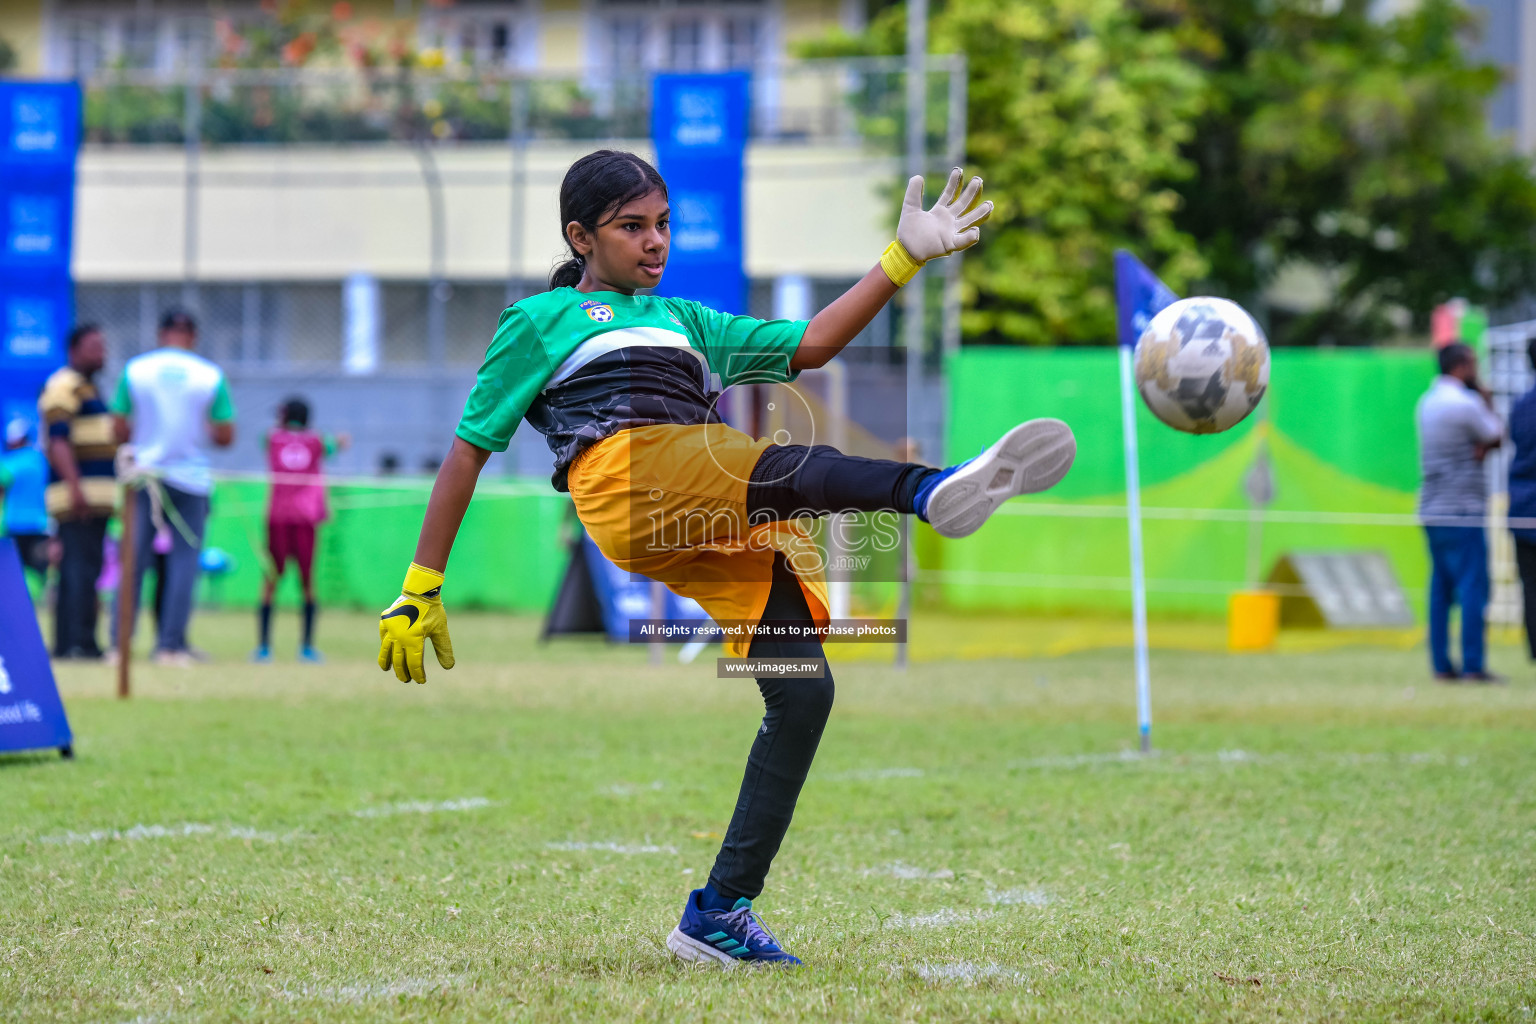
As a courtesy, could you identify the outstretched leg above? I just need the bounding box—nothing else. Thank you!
[746,419,1075,538]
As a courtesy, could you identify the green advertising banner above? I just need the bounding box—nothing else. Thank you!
[934,347,1435,617]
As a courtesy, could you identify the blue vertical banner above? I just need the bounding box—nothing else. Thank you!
[650,73,749,316]
[0,81,80,440]
[0,539,73,756]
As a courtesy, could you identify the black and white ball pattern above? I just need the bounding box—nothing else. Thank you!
[1134,297,1269,434]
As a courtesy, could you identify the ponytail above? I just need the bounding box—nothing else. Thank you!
[550,255,585,289]
[548,150,668,291]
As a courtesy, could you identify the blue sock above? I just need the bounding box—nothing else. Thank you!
[699,881,741,912]
[911,465,959,523]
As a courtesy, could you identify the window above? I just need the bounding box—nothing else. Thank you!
[171,17,211,71]
[121,16,161,70]
[723,16,760,69]
[50,7,222,77]
[419,3,528,70]
[667,19,704,72]
[60,18,106,78]
[596,1,769,73]
[456,16,517,67]
[609,18,646,73]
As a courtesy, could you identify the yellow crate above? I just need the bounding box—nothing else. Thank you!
[1228,590,1280,652]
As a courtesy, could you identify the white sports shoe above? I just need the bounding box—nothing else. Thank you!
[918,418,1077,539]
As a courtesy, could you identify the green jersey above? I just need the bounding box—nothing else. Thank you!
[456,287,808,490]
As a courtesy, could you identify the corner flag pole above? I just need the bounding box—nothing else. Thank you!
[1113,251,1177,755]
[1117,346,1152,754]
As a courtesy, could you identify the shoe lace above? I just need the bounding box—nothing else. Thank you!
[722,904,781,951]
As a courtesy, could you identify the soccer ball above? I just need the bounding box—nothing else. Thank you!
[1134,297,1269,434]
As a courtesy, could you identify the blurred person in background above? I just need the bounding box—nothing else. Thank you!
[40,323,119,658]
[252,396,348,664]
[1417,342,1504,684]
[111,309,236,668]
[0,417,51,591]
[1505,337,1536,664]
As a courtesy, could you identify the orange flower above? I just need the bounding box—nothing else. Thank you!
[281,30,318,65]
[331,1,353,21]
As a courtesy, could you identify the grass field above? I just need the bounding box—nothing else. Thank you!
[5,608,1536,1023]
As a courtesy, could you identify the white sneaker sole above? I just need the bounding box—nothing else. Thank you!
[923,418,1076,539]
[667,927,741,969]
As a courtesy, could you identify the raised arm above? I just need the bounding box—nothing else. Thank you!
[792,167,993,371]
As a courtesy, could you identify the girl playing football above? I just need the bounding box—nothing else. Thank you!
[377,150,1075,966]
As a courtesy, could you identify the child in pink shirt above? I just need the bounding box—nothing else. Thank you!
[253,397,347,662]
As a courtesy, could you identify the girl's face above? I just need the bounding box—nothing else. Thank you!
[566,189,670,294]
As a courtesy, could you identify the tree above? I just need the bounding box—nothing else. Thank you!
[1176,0,1536,345]
[811,0,1536,345]
[804,0,1210,345]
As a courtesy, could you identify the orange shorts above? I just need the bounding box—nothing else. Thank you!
[566,422,830,658]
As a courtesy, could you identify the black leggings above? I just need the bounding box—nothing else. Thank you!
[706,445,932,901]
[745,443,933,523]
[708,552,835,901]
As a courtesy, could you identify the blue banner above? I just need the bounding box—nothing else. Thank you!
[579,535,709,643]
[650,73,749,316]
[1,83,81,165]
[1114,249,1179,349]
[0,539,73,756]
[0,271,72,369]
[0,81,78,434]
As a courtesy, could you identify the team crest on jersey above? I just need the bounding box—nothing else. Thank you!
[580,299,614,323]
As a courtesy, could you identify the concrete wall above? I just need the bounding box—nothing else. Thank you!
[73,140,897,283]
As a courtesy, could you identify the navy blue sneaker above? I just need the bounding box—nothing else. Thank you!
[666,888,802,967]
[915,418,1076,538]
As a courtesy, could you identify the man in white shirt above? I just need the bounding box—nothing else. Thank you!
[1416,342,1504,683]
[110,309,236,667]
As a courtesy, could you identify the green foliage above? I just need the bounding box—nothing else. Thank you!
[812,0,1536,346]
[805,0,1210,345]
[1178,0,1536,344]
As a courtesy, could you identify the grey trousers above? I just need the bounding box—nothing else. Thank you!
[128,484,209,653]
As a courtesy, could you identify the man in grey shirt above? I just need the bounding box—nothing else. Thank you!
[1417,342,1504,682]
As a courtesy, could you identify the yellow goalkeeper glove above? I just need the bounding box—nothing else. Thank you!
[879,166,995,287]
[378,563,455,684]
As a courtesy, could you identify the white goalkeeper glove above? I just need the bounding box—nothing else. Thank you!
[880,167,994,287]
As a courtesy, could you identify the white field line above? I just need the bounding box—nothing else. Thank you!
[1005,750,1475,772]
[887,888,1051,929]
[861,862,955,880]
[351,797,493,818]
[988,887,1051,907]
[896,960,1028,984]
[888,907,996,929]
[280,976,459,1003]
[599,781,666,796]
[545,840,678,855]
[823,767,925,781]
[40,823,293,845]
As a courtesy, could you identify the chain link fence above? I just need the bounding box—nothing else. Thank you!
[72,58,964,480]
